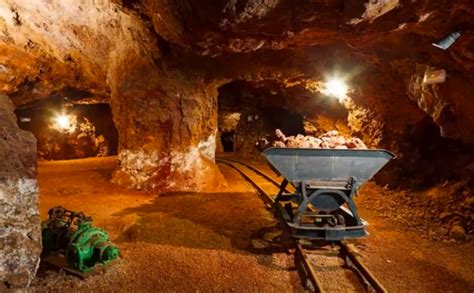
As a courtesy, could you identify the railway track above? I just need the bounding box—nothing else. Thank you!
[217,157,387,293]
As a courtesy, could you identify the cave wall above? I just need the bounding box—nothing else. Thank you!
[0,95,40,290]
[0,0,472,190]
[234,108,265,158]
[108,42,226,191]
[0,1,146,104]
[0,0,227,192]
[407,63,474,142]
[0,0,472,287]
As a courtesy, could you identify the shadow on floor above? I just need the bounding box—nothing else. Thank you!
[113,191,289,256]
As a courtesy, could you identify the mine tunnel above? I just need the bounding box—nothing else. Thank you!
[0,1,473,292]
[15,100,118,160]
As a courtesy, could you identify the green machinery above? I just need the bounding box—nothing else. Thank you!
[41,206,119,274]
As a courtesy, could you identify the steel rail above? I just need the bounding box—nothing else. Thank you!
[217,157,387,293]
[222,158,284,188]
[294,243,324,293]
[216,159,274,206]
[217,158,322,291]
[339,242,387,293]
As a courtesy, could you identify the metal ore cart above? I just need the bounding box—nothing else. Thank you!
[262,148,395,241]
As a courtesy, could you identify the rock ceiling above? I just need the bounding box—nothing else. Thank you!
[0,0,473,147]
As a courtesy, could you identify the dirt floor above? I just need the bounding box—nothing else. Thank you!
[31,156,302,292]
[30,156,473,292]
[355,184,474,292]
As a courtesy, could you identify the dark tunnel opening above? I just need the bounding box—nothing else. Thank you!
[216,80,348,157]
[220,131,234,152]
[262,107,305,138]
[15,102,118,160]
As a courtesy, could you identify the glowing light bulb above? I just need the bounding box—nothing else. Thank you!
[324,78,348,99]
[55,114,70,129]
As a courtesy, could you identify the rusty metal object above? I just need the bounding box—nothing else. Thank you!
[339,242,387,293]
[295,242,323,292]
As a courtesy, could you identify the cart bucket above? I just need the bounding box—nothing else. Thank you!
[262,148,395,187]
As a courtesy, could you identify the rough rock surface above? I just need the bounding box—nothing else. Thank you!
[408,64,474,142]
[108,41,226,191]
[218,112,241,133]
[0,94,40,290]
[269,129,368,150]
[1,0,473,189]
[0,0,227,192]
[0,0,472,289]
[359,181,473,241]
[216,111,240,153]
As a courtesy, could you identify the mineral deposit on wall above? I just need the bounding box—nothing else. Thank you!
[0,95,40,290]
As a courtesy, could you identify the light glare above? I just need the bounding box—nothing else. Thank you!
[51,112,77,133]
[55,114,70,129]
[325,78,348,99]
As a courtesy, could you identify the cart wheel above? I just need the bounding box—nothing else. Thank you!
[337,214,345,226]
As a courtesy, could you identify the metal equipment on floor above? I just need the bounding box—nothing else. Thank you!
[41,206,120,276]
[262,148,395,241]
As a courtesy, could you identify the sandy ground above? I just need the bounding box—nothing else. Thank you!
[356,184,474,293]
[31,156,474,292]
[31,156,302,292]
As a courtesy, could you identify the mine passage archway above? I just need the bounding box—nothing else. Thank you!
[15,101,118,160]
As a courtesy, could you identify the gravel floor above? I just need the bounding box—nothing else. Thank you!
[31,157,303,292]
[29,156,474,292]
[305,246,365,292]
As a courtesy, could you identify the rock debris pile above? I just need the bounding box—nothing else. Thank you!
[265,129,368,149]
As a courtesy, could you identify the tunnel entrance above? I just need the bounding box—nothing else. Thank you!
[262,107,305,137]
[220,131,234,152]
[15,101,118,160]
[216,80,350,158]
